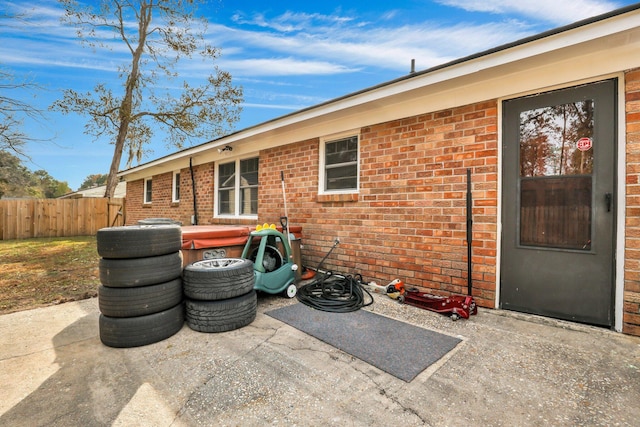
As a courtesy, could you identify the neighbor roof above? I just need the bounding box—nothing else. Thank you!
[59,182,127,199]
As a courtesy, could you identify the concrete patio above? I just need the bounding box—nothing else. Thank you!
[1,293,639,426]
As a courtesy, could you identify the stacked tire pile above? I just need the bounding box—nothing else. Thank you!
[97,225,184,348]
[182,258,257,333]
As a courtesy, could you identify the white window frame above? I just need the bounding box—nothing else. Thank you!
[214,155,259,219]
[143,178,152,204]
[172,171,180,203]
[319,130,360,195]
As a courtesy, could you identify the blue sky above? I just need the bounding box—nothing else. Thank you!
[1,0,637,190]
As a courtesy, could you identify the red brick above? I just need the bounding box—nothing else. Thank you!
[623,323,640,336]
[120,74,640,336]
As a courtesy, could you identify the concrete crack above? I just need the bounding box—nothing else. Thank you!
[355,365,431,426]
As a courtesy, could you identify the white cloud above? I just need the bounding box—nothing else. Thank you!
[242,102,310,111]
[3,0,629,96]
[435,0,623,25]
[207,16,533,78]
[234,77,305,87]
[5,0,64,21]
[220,57,357,76]
[231,10,355,33]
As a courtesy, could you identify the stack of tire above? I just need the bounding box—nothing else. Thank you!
[97,225,184,348]
[182,258,257,333]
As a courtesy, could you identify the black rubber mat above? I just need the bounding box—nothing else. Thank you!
[266,303,462,382]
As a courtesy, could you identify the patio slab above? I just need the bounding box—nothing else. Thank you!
[1,293,639,426]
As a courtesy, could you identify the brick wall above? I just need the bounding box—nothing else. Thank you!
[259,103,498,307]
[127,162,261,227]
[124,71,640,335]
[126,178,142,220]
[126,102,498,307]
[126,164,217,226]
[127,171,180,223]
[625,68,640,336]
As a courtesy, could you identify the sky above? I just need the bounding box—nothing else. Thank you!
[1,0,638,191]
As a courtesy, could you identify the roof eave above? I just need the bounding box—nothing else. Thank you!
[118,3,640,179]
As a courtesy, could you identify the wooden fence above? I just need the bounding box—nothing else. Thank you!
[0,198,125,240]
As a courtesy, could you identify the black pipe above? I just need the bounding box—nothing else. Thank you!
[466,168,473,296]
[190,157,198,225]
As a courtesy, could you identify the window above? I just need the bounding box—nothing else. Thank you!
[172,171,180,203]
[144,178,152,204]
[321,135,359,193]
[218,162,235,215]
[240,158,259,215]
[216,157,259,217]
[518,100,594,250]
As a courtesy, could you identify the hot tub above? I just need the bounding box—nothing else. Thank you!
[181,225,250,267]
[180,225,302,268]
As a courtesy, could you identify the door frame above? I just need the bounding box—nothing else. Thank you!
[496,74,626,332]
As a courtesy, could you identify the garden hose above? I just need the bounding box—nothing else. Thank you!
[296,272,374,313]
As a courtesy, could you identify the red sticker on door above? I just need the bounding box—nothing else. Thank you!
[577,137,592,151]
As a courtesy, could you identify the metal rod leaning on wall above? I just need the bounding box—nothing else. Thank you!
[280,170,292,257]
[467,168,473,296]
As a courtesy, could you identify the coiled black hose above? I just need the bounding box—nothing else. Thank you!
[296,272,374,313]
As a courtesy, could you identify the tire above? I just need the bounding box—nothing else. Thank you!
[99,303,184,348]
[98,278,183,317]
[99,252,183,288]
[97,225,182,259]
[185,291,257,333]
[183,258,255,301]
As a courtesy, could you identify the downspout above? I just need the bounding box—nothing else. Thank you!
[190,157,198,225]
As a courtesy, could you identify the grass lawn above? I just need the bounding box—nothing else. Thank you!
[0,236,100,315]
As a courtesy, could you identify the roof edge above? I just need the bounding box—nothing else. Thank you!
[119,2,640,178]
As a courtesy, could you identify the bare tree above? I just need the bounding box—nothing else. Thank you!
[0,70,46,158]
[1,7,49,158]
[51,0,243,198]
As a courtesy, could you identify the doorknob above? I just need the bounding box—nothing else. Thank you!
[605,193,612,212]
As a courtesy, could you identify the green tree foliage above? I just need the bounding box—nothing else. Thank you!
[51,0,243,198]
[33,169,72,198]
[0,151,71,199]
[0,150,32,198]
[79,173,108,190]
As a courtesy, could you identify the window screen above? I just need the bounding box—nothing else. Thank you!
[324,136,358,191]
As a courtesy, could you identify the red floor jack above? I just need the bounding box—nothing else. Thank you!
[398,290,477,321]
[364,278,477,320]
[398,169,478,321]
